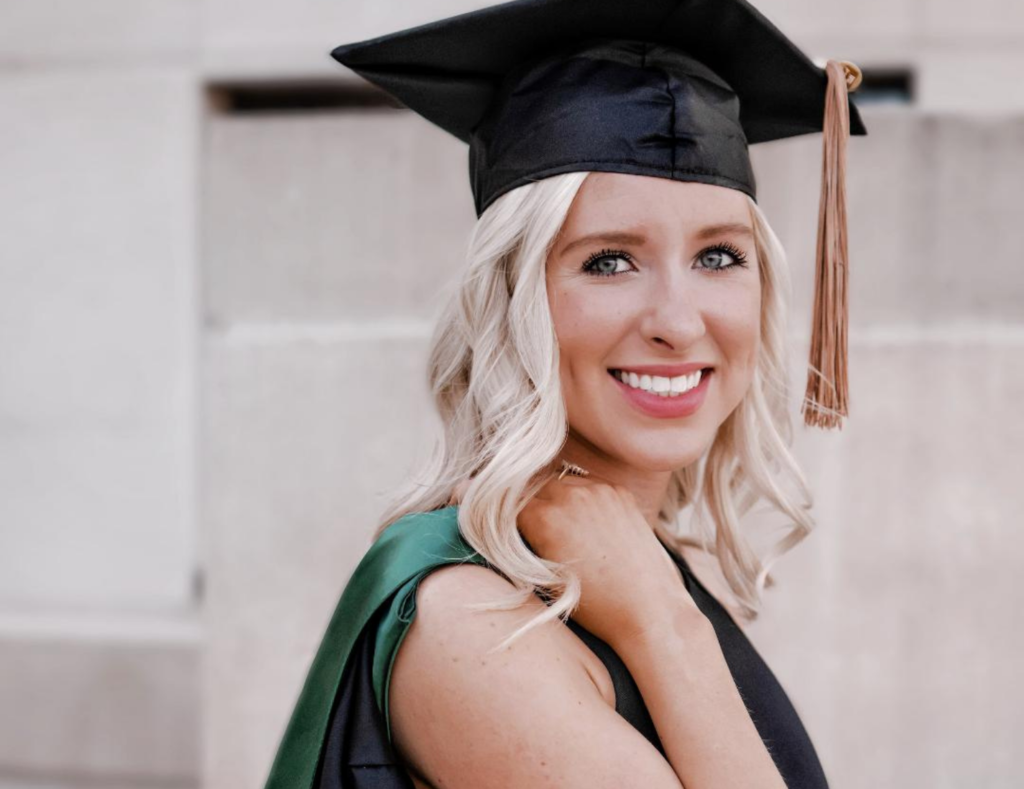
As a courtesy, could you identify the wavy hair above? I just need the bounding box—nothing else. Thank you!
[372,171,816,652]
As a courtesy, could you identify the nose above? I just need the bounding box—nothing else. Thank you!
[639,272,707,351]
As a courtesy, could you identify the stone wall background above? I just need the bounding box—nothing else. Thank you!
[1,1,1021,787]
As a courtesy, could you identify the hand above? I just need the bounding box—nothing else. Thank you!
[517,460,701,651]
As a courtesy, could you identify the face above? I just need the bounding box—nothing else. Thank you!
[545,172,761,477]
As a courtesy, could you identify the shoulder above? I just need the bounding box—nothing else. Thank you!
[387,564,597,783]
[389,562,574,719]
[397,563,571,670]
[387,563,681,788]
[413,561,520,611]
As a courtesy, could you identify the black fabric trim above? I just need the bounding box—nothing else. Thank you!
[314,606,415,788]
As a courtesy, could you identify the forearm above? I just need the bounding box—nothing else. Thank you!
[614,597,788,789]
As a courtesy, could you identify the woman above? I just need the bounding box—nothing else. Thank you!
[263,1,868,788]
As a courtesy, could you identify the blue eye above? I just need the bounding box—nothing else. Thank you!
[579,242,752,278]
[580,248,636,277]
[698,242,750,272]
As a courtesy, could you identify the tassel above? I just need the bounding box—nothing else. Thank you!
[801,59,862,430]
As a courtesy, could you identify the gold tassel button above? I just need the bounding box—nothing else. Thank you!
[840,60,863,92]
[802,58,859,430]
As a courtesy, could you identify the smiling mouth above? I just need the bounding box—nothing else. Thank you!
[607,367,713,397]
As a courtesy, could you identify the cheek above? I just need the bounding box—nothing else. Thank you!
[711,284,761,371]
[548,286,590,392]
[549,284,635,412]
[548,283,627,357]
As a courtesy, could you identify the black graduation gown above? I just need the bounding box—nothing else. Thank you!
[262,506,831,789]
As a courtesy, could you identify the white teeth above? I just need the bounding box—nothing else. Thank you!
[612,369,705,396]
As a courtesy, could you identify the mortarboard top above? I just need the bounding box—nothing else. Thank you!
[330,0,868,430]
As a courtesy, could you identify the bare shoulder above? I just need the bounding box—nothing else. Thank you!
[388,563,683,789]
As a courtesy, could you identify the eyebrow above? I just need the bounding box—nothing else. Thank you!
[557,222,754,257]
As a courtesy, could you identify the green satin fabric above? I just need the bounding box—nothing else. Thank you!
[263,505,485,789]
[371,514,492,746]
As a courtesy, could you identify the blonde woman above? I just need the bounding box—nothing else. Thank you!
[263,1,868,788]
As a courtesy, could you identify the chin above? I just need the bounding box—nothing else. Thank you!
[616,440,708,472]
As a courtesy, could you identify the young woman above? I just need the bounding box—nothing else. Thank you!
[262,2,868,788]
[386,170,812,789]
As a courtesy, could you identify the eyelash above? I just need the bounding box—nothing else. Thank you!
[580,242,751,278]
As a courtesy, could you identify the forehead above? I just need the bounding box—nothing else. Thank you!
[562,172,750,233]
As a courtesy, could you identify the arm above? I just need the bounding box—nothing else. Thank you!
[611,590,788,789]
[509,476,786,787]
[388,564,686,789]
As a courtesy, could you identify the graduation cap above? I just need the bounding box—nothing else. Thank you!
[331,0,868,430]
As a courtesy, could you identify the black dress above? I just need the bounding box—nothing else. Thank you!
[310,532,831,788]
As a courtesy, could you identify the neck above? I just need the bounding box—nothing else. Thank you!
[558,432,672,531]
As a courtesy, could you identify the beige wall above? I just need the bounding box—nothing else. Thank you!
[1,1,1022,787]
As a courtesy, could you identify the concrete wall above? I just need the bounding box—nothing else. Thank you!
[1,1,1022,787]
[0,2,203,787]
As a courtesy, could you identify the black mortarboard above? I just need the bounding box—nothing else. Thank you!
[330,0,868,430]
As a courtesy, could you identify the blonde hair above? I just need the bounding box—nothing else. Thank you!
[372,171,815,652]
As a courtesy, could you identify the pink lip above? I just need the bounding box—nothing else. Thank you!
[609,368,712,419]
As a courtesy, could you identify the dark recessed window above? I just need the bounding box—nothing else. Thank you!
[206,79,405,114]
[850,66,914,105]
